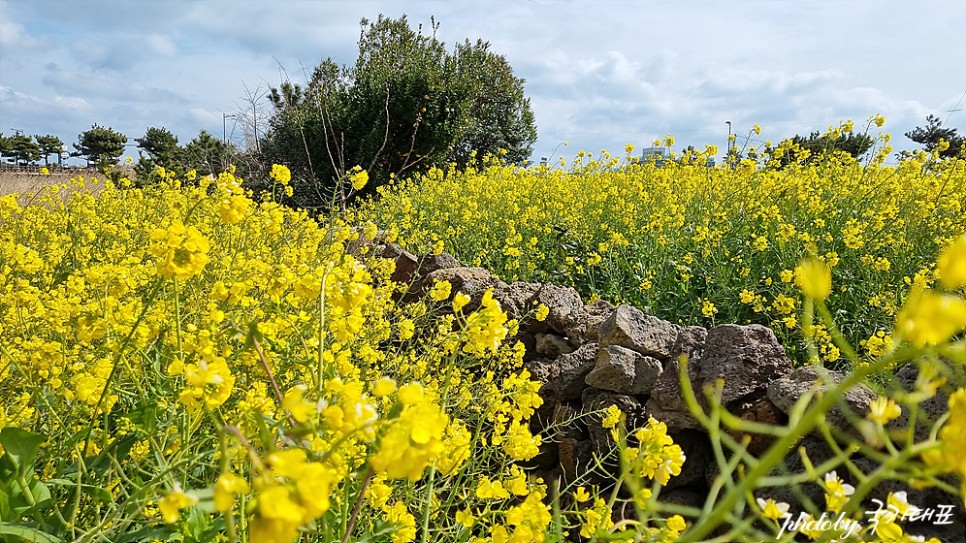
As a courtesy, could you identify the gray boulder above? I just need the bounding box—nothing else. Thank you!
[648,324,793,430]
[598,305,681,360]
[585,344,663,395]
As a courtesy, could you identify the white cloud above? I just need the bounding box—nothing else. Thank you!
[0,5,37,48]
[146,34,177,58]
[54,95,91,111]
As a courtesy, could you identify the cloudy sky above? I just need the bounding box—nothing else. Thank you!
[2,0,965,165]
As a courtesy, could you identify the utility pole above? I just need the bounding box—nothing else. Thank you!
[725,121,732,163]
[223,113,237,169]
[223,113,236,146]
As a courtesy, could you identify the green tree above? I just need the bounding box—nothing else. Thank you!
[261,15,537,208]
[905,114,964,159]
[73,124,127,167]
[182,130,231,176]
[792,130,874,160]
[34,135,65,166]
[135,127,181,178]
[0,133,11,163]
[8,134,42,166]
[762,130,874,168]
[449,39,537,167]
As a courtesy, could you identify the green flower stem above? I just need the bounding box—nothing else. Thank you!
[677,349,899,542]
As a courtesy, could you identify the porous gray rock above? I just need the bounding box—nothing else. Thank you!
[492,282,586,335]
[671,325,708,360]
[647,324,793,430]
[767,366,876,437]
[582,388,645,460]
[564,299,616,344]
[553,342,600,401]
[665,430,712,490]
[417,252,461,275]
[380,243,420,285]
[887,363,952,442]
[584,344,663,395]
[598,305,681,360]
[535,332,576,357]
[421,266,505,298]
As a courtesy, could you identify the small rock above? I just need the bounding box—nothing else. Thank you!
[582,388,645,460]
[767,366,876,437]
[671,325,708,360]
[380,243,420,285]
[417,252,461,276]
[553,342,599,401]
[585,344,662,395]
[421,266,505,297]
[598,305,681,360]
[564,299,617,343]
[730,396,786,454]
[535,332,576,357]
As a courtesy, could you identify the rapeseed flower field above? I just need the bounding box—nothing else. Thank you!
[1,126,965,542]
[360,128,966,367]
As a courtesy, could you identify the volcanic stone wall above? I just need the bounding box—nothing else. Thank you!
[373,242,962,540]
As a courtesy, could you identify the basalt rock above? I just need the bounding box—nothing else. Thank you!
[648,324,792,430]
[767,366,876,438]
[584,344,663,396]
[598,304,681,360]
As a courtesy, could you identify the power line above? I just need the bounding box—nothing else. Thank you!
[944,90,966,126]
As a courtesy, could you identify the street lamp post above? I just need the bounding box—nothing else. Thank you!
[223,113,236,146]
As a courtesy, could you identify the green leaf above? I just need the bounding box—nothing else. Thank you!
[0,522,62,543]
[114,526,175,543]
[0,429,45,475]
[0,486,10,522]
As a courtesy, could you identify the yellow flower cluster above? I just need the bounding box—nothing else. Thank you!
[0,167,558,542]
[622,417,686,486]
[249,448,342,542]
[361,138,966,362]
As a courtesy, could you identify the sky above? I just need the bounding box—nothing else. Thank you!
[1,0,965,166]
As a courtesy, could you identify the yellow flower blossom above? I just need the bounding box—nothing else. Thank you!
[795,257,832,301]
[867,396,902,425]
[158,486,197,524]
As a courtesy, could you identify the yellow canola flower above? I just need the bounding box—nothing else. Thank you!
[150,220,211,280]
[158,486,197,523]
[349,166,369,190]
[214,472,249,512]
[452,292,471,312]
[924,388,966,503]
[429,280,452,301]
[371,395,448,481]
[894,288,966,347]
[867,396,902,425]
[282,385,315,423]
[372,376,397,397]
[475,476,510,500]
[755,497,790,520]
[462,289,509,355]
[795,257,832,301]
[455,508,475,528]
[178,358,235,411]
[270,163,291,185]
[822,470,854,513]
[937,235,966,290]
[666,514,687,533]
